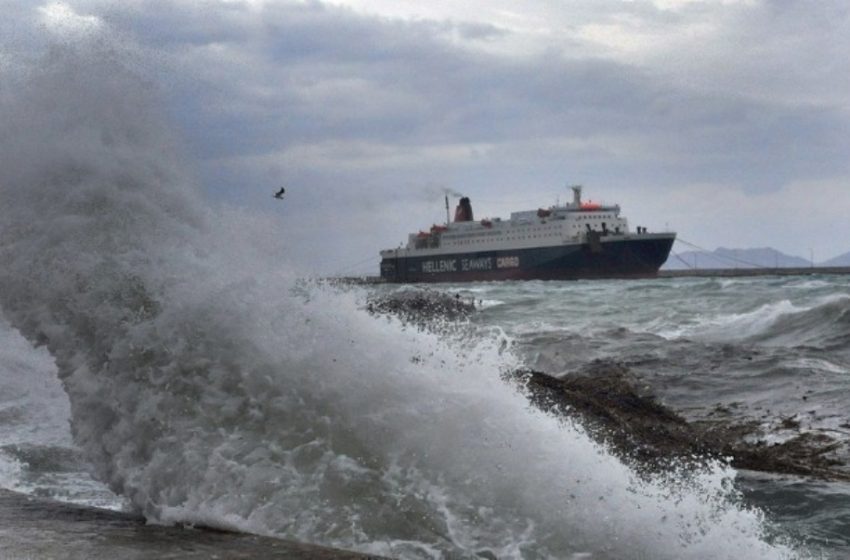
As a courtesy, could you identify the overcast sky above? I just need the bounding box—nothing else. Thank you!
[3,1,850,273]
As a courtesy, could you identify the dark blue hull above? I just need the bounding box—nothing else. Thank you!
[380,235,675,283]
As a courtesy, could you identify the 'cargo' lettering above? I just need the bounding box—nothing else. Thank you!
[496,256,520,268]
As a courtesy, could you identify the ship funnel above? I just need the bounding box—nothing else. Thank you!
[571,185,582,207]
[454,197,474,222]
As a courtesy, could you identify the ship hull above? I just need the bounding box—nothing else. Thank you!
[380,234,675,283]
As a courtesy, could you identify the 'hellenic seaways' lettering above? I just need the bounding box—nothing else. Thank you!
[422,259,457,273]
[421,257,504,274]
[462,257,492,271]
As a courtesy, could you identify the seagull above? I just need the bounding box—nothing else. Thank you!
[273,187,285,199]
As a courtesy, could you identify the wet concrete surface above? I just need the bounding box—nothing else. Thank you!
[0,489,384,560]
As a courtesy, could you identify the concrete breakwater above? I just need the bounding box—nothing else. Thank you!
[659,266,850,278]
[337,266,850,284]
[0,489,383,560]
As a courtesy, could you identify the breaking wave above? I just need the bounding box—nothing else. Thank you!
[0,30,804,559]
[747,296,850,350]
[655,295,850,351]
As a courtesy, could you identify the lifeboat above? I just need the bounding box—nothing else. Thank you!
[430,224,448,233]
[537,208,552,218]
[417,231,430,238]
[480,219,492,228]
[580,202,601,211]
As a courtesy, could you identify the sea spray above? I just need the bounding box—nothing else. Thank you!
[0,27,804,560]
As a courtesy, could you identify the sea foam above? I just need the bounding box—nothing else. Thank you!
[0,26,804,560]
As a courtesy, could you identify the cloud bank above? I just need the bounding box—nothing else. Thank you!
[2,0,849,272]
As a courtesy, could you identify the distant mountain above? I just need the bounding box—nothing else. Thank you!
[663,247,812,270]
[819,251,850,267]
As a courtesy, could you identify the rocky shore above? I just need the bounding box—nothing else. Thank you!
[366,288,476,322]
[368,287,850,482]
[6,287,846,559]
[511,363,850,482]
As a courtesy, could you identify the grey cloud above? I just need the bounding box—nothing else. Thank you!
[456,22,507,41]
[168,4,847,184]
[76,2,845,170]
[4,0,849,272]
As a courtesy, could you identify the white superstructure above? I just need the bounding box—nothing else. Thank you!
[381,186,635,258]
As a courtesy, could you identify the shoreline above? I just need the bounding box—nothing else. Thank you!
[365,289,850,482]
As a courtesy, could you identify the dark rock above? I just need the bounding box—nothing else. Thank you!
[508,365,850,482]
[366,289,475,322]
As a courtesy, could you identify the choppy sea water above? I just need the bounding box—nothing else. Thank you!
[444,276,850,557]
[1,31,847,560]
[4,272,850,559]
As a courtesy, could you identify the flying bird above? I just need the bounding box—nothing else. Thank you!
[273,187,285,199]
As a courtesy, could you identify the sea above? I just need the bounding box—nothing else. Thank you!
[4,270,850,560]
[3,34,850,560]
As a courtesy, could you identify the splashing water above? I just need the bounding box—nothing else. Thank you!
[0,32,805,560]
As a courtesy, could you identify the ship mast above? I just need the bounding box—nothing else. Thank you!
[445,195,450,225]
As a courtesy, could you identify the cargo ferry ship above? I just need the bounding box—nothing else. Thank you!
[379,186,675,282]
